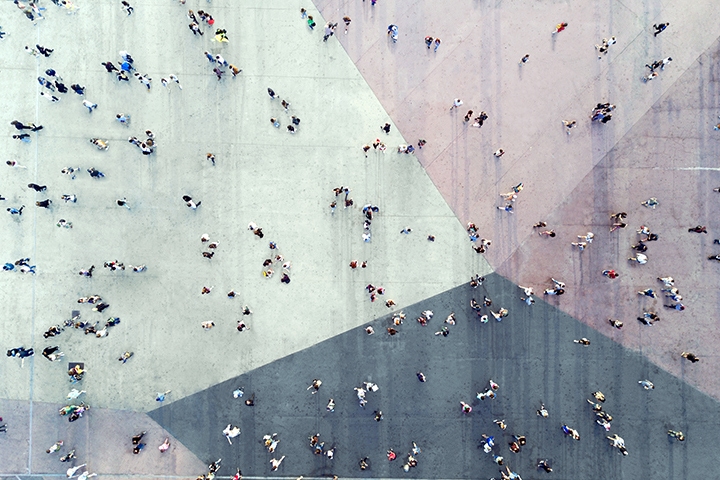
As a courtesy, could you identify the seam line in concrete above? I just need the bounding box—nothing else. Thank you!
[26,21,42,476]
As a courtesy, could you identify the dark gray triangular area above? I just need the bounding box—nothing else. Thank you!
[150,273,718,479]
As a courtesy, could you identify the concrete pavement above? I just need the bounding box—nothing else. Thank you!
[152,273,720,479]
[315,0,720,402]
[0,0,485,414]
[1,0,719,478]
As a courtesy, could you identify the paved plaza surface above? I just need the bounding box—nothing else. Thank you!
[152,274,720,479]
[0,0,719,478]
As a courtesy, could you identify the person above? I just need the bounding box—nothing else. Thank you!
[132,431,146,445]
[589,393,605,406]
[638,288,657,298]
[641,197,659,208]
[561,424,580,440]
[118,351,133,363]
[607,434,628,455]
[159,438,170,452]
[155,390,171,402]
[387,24,398,43]
[681,351,700,363]
[223,424,241,444]
[66,465,87,478]
[214,28,229,42]
[67,365,84,382]
[82,100,97,113]
[552,22,568,34]
[87,168,105,178]
[653,22,669,36]
[323,22,334,41]
[11,120,42,131]
[307,379,322,394]
[631,241,648,252]
[562,120,577,135]
[42,346,64,361]
[182,195,201,209]
[639,379,655,390]
[269,456,285,471]
[668,430,685,441]
[664,302,685,311]
[480,434,494,453]
[602,269,619,278]
[59,449,76,462]
[628,253,648,264]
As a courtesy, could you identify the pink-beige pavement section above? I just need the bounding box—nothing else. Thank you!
[496,44,720,403]
[0,399,205,476]
[314,0,720,398]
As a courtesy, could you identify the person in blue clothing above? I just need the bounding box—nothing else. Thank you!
[387,24,398,43]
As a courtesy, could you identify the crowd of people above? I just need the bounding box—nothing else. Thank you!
[1,1,706,479]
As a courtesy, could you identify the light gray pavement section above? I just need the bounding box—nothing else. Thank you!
[0,0,488,412]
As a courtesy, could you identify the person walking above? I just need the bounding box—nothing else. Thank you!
[552,22,568,34]
[653,23,669,36]
[681,351,699,363]
[82,100,97,113]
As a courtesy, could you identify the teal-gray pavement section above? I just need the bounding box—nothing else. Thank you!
[150,273,719,479]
